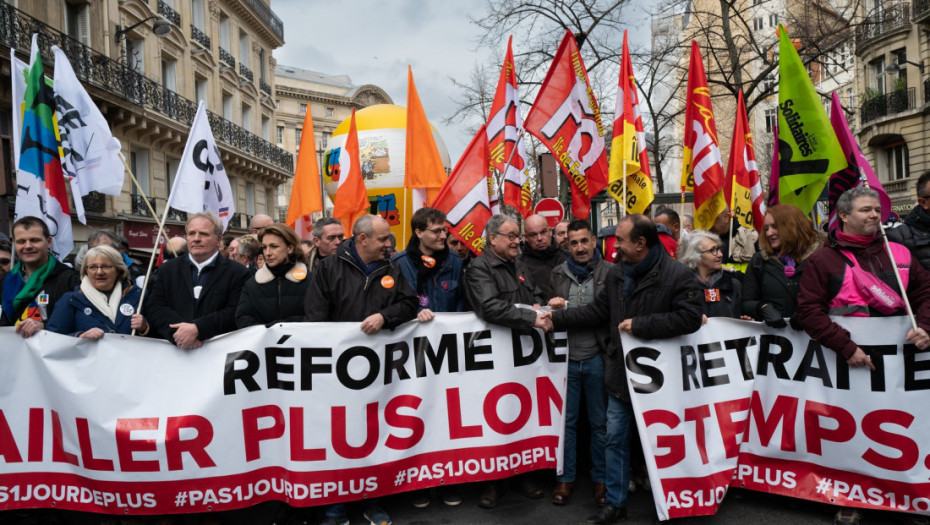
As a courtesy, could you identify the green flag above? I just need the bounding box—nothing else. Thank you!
[776,24,845,213]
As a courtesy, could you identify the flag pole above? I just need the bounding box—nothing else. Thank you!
[622,161,627,218]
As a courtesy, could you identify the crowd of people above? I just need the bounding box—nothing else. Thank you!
[3,180,930,525]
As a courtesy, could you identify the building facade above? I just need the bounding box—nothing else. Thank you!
[0,0,292,253]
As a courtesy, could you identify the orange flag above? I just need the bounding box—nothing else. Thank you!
[681,41,726,230]
[286,105,323,239]
[404,66,447,207]
[433,125,492,255]
[332,109,370,231]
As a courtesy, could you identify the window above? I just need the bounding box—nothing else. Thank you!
[753,18,764,31]
[242,104,251,132]
[769,14,778,28]
[885,142,909,180]
[276,126,284,145]
[266,187,275,219]
[764,108,777,133]
[321,131,331,149]
[222,93,233,120]
[64,2,90,46]
[127,37,145,74]
[258,49,266,83]
[191,0,205,30]
[847,88,855,109]
[261,116,270,141]
[299,102,308,114]
[869,57,886,95]
[296,128,302,152]
[219,13,230,50]
[246,182,256,215]
[165,158,180,194]
[239,31,249,67]
[195,76,208,105]
[161,59,177,92]
[891,48,908,90]
[763,73,777,93]
[752,0,762,4]
[326,107,334,117]
[130,148,150,195]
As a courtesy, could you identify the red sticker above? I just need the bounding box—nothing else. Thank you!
[705,289,721,302]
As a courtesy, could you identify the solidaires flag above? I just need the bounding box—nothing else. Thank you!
[776,24,845,214]
[607,30,653,215]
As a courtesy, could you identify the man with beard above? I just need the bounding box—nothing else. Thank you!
[546,220,612,507]
[519,214,567,298]
[307,217,345,273]
[887,171,930,269]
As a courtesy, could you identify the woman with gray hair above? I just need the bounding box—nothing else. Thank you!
[47,245,149,338]
[678,230,746,320]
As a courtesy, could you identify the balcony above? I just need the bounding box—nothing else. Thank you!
[860,87,916,124]
[260,79,271,95]
[230,212,243,229]
[856,3,911,53]
[240,63,254,83]
[219,47,235,68]
[915,0,930,22]
[131,194,156,217]
[167,207,188,222]
[0,4,293,173]
[241,0,284,40]
[191,25,211,50]
[157,0,181,28]
[82,191,106,214]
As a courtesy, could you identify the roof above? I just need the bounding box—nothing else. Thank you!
[275,64,355,91]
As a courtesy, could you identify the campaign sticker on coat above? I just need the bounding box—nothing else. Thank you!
[119,304,134,316]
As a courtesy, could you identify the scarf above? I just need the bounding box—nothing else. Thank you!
[269,259,295,279]
[836,229,877,247]
[405,236,448,294]
[697,269,723,286]
[566,251,601,282]
[80,276,122,324]
[620,244,663,299]
[2,255,57,321]
[348,238,382,275]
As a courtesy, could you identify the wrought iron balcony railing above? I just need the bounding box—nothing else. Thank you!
[856,3,911,52]
[219,47,235,68]
[860,87,916,124]
[914,0,930,21]
[82,191,106,214]
[0,4,293,173]
[241,0,284,40]
[167,207,188,222]
[240,63,254,83]
[230,212,243,229]
[260,79,271,95]
[131,194,155,217]
[157,0,181,27]
[191,25,210,50]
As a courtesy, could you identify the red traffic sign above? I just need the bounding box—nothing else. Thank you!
[534,198,564,228]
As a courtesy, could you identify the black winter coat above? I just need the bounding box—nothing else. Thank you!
[887,206,930,271]
[465,250,545,330]
[236,262,309,327]
[741,246,815,320]
[145,253,250,342]
[697,270,742,319]
[518,244,567,300]
[552,251,703,400]
[0,260,79,326]
[303,241,417,327]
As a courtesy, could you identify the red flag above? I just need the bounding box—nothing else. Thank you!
[332,109,370,231]
[287,105,323,239]
[724,91,765,231]
[525,30,609,219]
[404,66,447,207]
[487,36,531,217]
[433,125,492,255]
[681,41,726,230]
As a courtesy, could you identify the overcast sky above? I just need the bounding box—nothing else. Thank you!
[272,0,653,160]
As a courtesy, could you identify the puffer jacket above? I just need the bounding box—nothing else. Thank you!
[303,240,417,328]
[552,250,703,400]
[236,262,310,327]
[47,282,143,336]
[465,250,545,330]
[392,250,465,313]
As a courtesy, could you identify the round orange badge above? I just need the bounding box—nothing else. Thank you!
[292,269,307,281]
[381,275,395,288]
[421,255,436,268]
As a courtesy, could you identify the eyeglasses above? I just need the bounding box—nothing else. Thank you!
[87,265,116,272]
[423,226,449,236]
[700,246,722,255]
[496,231,521,241]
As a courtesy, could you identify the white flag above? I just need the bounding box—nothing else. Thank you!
[170,101,235,231]
[52,46,124,224]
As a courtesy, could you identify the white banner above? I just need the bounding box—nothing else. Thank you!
[623,317,930,521]
[0,314,568,515]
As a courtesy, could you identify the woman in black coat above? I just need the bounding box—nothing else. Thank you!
[741,204,823,328]
[678,230,746,320]
[236,223,309,327]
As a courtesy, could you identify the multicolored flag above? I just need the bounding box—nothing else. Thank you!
[725,91,765,231]
[487,36,531,217]
[525,30,609,219]
[332,109,370,231]
[607,30,653,215]
[433,125,492,255]
[169,101,236,231]
[681,40,726,230]
[286,104,323,239]
[52,45,124,225]
[15,34,73,259]
[827,92,891,230]
[776,24,846,214]
[404,66,447,208]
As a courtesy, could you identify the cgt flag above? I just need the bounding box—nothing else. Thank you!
[776,24,845,214]
[287,105,323,239]
[607,30,654,215]
[827,92,890,231]
[525,30,609,219]
[433,125,492,255]
[15,34,73,259]
[487,36,531,217]
[170,101,235,231]
[724,91,765,231]
[332,109,370,231]
[681,41,726,230]
[52,45,125,225]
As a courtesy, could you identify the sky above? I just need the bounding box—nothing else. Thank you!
[272,0,654,161]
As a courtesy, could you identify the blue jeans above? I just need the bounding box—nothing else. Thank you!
[557,355,607,483]
[605,396,633,507]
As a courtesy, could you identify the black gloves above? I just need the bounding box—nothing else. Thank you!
[760,303,787,328]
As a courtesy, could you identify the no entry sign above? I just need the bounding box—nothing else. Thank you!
[534,198,564,228]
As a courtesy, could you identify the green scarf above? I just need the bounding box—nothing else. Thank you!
[13,255,57,315]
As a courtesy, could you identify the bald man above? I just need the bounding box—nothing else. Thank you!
[249,214,274,234]
[519,214,567,299]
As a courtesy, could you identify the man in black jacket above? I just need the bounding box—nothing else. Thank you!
[519,214,567,299]
[0,216,79,336]
[145,212,250,349]
[887,171,930,270]
[548,214,703,524]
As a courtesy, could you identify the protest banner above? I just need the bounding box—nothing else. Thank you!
[0,314,568,515]
[623,317,930,521]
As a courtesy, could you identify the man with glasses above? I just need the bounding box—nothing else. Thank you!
[519,214,567,299]
[888,171,930,269]
[464,213,551,509]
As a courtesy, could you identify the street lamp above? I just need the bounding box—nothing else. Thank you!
[115,16,171,43]
[886,59,925,75]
